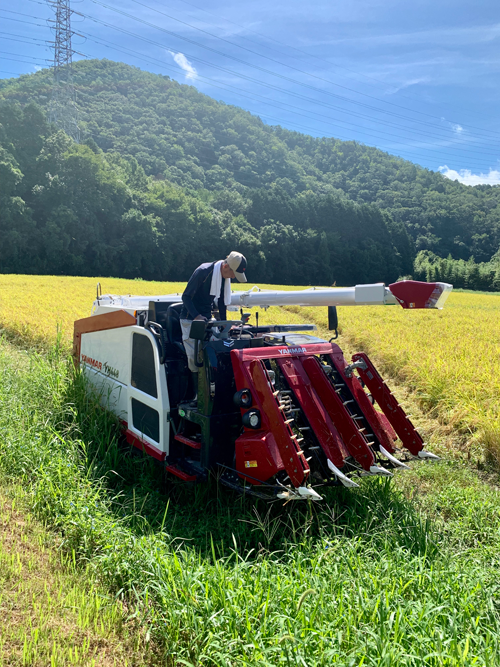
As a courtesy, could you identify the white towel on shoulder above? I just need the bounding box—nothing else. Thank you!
[210,260,232,308]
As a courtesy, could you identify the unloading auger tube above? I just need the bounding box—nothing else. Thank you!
[75,280,452,501]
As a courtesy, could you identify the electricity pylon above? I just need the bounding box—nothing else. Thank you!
[47,0,80,142]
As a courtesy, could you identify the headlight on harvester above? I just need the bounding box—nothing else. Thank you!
[233,388,253,408]
[242,410,261,429]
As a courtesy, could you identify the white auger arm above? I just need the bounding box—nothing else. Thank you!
[230,281,452,310]
[92,280,452,316]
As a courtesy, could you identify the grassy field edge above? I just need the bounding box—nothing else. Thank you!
[2,337,500,665]
[0,482,156,666]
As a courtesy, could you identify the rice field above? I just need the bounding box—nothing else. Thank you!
[2,274,500,665]
[0,275,186,349]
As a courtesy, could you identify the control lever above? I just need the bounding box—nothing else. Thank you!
[240,309,252,324]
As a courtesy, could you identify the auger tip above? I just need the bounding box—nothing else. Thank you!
[379,445,410,469]
[369,465,393,477]
[417,449,440,460]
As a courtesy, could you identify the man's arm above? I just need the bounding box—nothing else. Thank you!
[217,276,228,321]
[218,305,227,321]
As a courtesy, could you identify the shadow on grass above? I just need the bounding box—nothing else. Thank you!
[65,367,441,562]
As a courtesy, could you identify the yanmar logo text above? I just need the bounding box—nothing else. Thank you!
[278,347,307,355]
[81,354,102,371]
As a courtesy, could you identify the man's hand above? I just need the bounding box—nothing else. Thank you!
[194,314,207,322]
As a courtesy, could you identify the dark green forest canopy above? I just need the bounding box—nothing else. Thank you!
[1,59,499,285]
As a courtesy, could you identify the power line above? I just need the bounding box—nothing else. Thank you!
[0,9,49,18]
[0,31,51,45]
[0,56,48,65]
[0,36,50,46]
[74,13,499,165]
[0,50,51,61]
[0,16,49,28]
[88,0,500,142]
[76,33,496,169]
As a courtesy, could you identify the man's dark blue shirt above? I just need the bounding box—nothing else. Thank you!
[181,262,227,321]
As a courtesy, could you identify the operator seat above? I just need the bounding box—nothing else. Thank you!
[165,303,186,355]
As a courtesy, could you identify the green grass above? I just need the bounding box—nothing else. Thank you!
[0,489,155,666]
[1,337,500,666]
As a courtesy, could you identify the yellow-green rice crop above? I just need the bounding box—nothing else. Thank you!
[0,274,186,349]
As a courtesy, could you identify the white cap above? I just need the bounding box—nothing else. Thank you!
[226,251,247,282]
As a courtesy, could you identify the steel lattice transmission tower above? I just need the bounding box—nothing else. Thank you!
[47,0,80,142]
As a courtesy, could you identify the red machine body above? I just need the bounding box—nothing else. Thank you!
[231,343,429,490]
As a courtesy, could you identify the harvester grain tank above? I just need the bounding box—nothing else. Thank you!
[73,280,452,500]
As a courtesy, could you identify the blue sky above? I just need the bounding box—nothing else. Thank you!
[1,0,499,185]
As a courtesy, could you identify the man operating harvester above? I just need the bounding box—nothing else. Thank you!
[180,251,247,403]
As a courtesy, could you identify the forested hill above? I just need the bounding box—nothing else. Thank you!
[1,59,499,286]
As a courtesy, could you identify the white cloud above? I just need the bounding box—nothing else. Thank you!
[439,165,500,186]
[387,77,429,95]
[441,119,466,135]
[168,51,197,80]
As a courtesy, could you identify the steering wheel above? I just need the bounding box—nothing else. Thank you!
[206,320,242,340]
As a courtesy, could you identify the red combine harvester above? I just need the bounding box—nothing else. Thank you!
[74,280,452,501]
